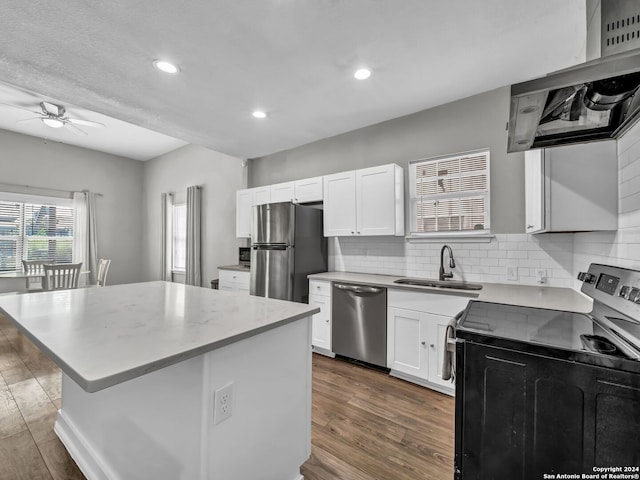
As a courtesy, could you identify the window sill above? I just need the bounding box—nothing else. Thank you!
[405,233,495,243]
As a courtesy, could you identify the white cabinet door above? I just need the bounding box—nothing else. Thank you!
[309,294,331,351]
[270,182,295,203]
[524,150,545,233]
[236,189,254,238]
[387,307,429,379]
[294,176,323,203]
[356,164,399,236]
[253,187,271,206]
[426,313,454,390]
[323,171,357,236]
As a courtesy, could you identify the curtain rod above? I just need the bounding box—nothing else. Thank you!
[0,181,103,197]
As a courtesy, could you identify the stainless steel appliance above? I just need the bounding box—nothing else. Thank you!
[332,283,387,367]
[508,0,640,152]
[250,202,326,302]
[454,263,640,478]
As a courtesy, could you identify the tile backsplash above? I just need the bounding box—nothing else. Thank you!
[328,233,575,288]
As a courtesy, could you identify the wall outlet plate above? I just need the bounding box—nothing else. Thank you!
[506,266,518,281]
[214,382,234,425]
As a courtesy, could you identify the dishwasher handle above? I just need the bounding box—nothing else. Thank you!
[334,283,384,294]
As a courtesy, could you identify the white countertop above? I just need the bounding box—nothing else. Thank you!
[218,264,252,272]
[0,281,318,392]
[308,271,592,312]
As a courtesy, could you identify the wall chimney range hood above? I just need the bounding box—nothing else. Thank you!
[507,1,640,153]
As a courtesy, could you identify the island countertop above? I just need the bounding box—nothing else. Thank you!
[0,281,318,393]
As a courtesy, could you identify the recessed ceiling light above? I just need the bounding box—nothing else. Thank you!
[153,60,180,74]
[354,68,372,80]
[252,110,267,119]
[42,117,64,128]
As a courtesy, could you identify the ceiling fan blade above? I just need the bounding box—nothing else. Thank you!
[64,121,89,136]
[66,117,105,128]
[0,102,42,115]
[16,117,43,123]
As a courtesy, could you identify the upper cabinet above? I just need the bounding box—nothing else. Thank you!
[324,164,404,237]
[235,186,271,238]
[524,141,618,233]
[269,176,323,204]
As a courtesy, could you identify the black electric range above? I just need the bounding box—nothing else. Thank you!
[454,264,640,479]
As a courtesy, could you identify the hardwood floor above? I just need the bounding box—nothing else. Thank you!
[302,354,455,480]
[0,313,454,479]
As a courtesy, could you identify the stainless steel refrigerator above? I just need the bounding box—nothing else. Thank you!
[250,202,327,303]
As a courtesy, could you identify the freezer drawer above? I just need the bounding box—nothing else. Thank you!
[250,245,293,300]
[332,283,387,367]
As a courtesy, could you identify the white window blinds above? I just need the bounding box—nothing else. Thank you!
[0,199,74,272]
[410,150,490,234]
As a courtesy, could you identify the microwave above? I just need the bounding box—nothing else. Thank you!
[239,247,251,264]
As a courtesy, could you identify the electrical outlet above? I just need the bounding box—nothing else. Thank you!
[213,382,234,425]
[506,266,518,281]
[536,269,547,284]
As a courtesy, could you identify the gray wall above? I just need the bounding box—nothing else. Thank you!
[249,86,524,233]
[0,129,145,287]
[142,144,246,286]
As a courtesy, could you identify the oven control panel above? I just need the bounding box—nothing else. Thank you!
[579,264,640,322]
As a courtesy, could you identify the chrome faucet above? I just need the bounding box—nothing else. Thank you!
[439,245,456,281]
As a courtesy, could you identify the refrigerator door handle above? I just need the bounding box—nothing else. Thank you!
[334,283,383,294]
[252,244,289,251]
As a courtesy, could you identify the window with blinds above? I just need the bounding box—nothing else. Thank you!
[409,150,490,235]
[0,198,74,272]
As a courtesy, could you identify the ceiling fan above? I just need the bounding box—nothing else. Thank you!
[1,101,105,135]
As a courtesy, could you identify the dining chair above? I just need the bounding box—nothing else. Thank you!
[22,260,49,292]
[96,258,112,286]
[42,263,82,291]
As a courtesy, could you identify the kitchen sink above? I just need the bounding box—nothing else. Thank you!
[393,278,483,291]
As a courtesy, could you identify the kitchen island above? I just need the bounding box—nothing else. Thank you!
[0,281,318,480]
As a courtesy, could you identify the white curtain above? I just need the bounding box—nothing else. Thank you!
[185,186,201,286]
[161,193,173,281]
[72,192,98,286]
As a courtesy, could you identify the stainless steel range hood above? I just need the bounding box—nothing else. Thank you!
[507,1,640,153]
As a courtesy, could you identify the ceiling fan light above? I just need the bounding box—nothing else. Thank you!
[354,68,372,80]
[42,117,64,128]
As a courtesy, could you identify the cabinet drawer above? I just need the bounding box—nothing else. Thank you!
[388,288,469,317]
[219,269,250,285]
[309,280,331,296]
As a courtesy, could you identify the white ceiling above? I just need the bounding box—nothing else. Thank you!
[0,0,586,161]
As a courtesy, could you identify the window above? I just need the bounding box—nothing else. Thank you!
[409,150,490,235]
[172,203,187,272]
[0,194,74,272]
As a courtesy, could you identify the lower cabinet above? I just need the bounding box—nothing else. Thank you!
[455,341,640,479]
[308,280,333,356]
[218,269,250,294]
[387,289,469,395]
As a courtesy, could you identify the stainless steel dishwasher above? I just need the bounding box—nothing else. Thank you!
[331,283,387,368]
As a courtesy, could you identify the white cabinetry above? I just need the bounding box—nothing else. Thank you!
[235,186,271,238]
[270,177,323,204]
[323,164,404,237]
[387,289,469,395]
[524,141,618,233]
[308,280,333,356]
[218,269,250,294]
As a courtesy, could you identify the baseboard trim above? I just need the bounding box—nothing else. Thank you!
[389,370,455,397]
[311,347,335,358]
[54,410,114,480]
